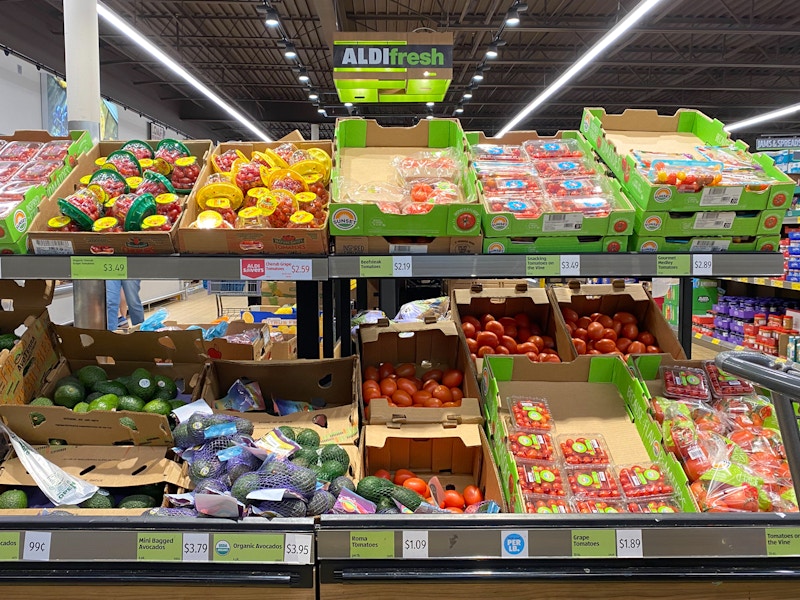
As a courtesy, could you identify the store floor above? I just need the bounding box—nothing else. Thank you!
[146,288,717,360]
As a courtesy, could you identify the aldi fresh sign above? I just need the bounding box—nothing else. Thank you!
[333,44,452,68]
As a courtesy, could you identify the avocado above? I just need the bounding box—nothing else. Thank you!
[29,397,54,407]
[0,489,27,509]
[0,333,18,352]
[92,380,128,397]
[153,375,178,400]
[79,489,115,509]
[53,383,85,409]
[118,494,158,509]
[127,368,156,402]
[76,365,108,389]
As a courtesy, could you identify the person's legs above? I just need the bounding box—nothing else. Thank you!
[119,292,128,319]
[105,281,122,331]
[121,279,145,326]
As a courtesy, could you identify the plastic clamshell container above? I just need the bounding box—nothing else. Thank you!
[0,160,23,183]
[35,140,73,161]
[523,138,584,160]
[615,462,676,499]
[703,360,755,398]
[523,494,574,514]
[0,141,43,161]
[573,499,629,513]
[507,429,557,462]
[471,144,526,163]
[660,365,712,401]
[11,160,62,183]
[567,466,622,500]
[533,157,598,180]
[625,497,682,513]
[558,433,612,467]
[508,397,555,432]
[515,459,567,497]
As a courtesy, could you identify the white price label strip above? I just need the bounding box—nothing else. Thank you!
[284,533,313,564]
[402,530,429,559]
[23,531,51,561]
[560,254,581,276]
[692,254,713,276]
[392,256,413,277]
[616,529,643,558]
[182,532,210,562]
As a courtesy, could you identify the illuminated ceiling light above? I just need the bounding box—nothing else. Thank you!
[344,102,353,107]
[283,42,297,59]
[472,67,484,82]
[486,41,502,59]
[264,8,280,27]
[317,107,326,114]
[454,106,464,114]
[505,7,521,26]
[726,102,800,132]
[426,101,435,107]
[96,2,272,140]
[297,68,310,83]
[462,91,473,100]
[308,90,319,101]
[498,0,666,137]
[426,114,434,120]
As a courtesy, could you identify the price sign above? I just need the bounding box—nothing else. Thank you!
[572,529,615,558]
[392,257,413,278]
[0,532,19,561]
[265,259,313,281]
[212,533,284,562]
[284,533,313,564]
[359,257,392,278]
[22,531,50,561]
[656,254,691,276]
[766,528,800,556]
[137,532,182,562]
[615,529,643,558]
[182,532,210,562]
[70,256,128,279]
[501,530,528,558]
[692,254,713,276]
[560,254,581,276]
[402,530,428,559]
[349,530,394,559]
[526,255,559,277]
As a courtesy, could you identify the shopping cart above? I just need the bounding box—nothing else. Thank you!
[205,280,261,318]
[716,351,800,499]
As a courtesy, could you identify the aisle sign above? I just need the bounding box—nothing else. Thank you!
[22,531,51,561]
[656,254,690,276]
[136,532,182,562]
[692,254,713,276]
[284,533,313,564]
[182,532,210,562]
[359,257,392,278]
[212,533,284,562]
[402,530,429,559]
[501,530,528,558]
[525,255,559,277]
[615,529,643,558]
[571,529,615,557]
[765,528,800,556]
[349,530,394,558]
[70,256,128,279]
[0,532,19,560]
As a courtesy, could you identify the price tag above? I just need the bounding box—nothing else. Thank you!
[656,254,691,276]
[0,532,19,561]
[349,530,394,559]
[284,533,313,564]
[264,259,312,281]
[560,254,581,276]
[402,530,429,559]
[572,529,615,558]
[212,533,285,562]
[526,255,559,277]
[392,256,413,277]
[182,532,210,562]
[70,256,128,279]
[501,530,528,558]
[22,531,50,561]
[359,257,392,278]
[615,529,643,558]
[137,532,182,562]
[692,254,713,276]
[766,528,800,556]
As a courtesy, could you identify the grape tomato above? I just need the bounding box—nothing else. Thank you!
[0,141,42,162]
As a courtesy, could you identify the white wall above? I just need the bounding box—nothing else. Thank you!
[0,53,43,134]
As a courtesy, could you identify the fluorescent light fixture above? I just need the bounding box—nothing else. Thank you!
[283,42,297,59]
[264,8,280,27]
[426,101,435,107]
[96,2,272,140]
[308,90,319,101]
[454,106,464,114]
[317,107,326,114]
[462,91,473,100]
[497,0,666,137]
[344,102,353,107]
[485,43,499,59]
[426,114,434,120]
[726,102,800,132]
[472,68,484,81]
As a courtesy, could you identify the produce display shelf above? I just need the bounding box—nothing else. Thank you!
[692,331,746,352]
[721,276,800,292]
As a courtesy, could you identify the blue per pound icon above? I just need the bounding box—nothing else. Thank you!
[503,533,525,555]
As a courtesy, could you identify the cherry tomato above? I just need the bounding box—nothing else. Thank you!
[442,369,463,388]
[403,477,430,497]
[422,369,443,382]
[442,490,466,509]
[476,331,499,348]
[394,469,416,486]
[378,362,395,379]
[463,485,483,506]
[395,363,417,378]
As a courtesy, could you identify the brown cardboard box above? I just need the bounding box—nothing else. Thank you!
[139,320,273,361]
[0,280,59,406]
[548,280,686,359]
[445,278,530,292]
[272,335,298,360]
[201,356,359,445]
[0,326,207,446]
[27,140,213,255]
[333,234,482,255]
[358,319,482,425]
[0,444,190,516]
[176,140,332,255]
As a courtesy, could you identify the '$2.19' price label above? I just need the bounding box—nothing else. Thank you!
[393,257,413,277]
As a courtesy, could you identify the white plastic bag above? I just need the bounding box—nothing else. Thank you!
[0,424,97,506]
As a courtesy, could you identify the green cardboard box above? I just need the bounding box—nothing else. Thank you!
[634,207,784,237]
[484,234,628,254]
[630,234,781,253]
[329,118,482,237]
[0,130,91,244]
[581,107,795,213]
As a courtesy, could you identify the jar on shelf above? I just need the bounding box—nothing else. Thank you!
[92,216,123,233]
[171,156,201,190]
[141,215,172,231]
[205,197,237,226]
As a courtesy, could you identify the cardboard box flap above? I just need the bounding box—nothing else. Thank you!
[54,325,206,364]
[368,397,483,428]
[586,107,688,133]
[336,117,463,149]
[279,130,306,142]
[454,285,549,303]
[467,130,575,145]
[0,280,55,310]
[552,280,650,302]
[358,319,458,344]
[365,422,483,447]
[0,445,189,488]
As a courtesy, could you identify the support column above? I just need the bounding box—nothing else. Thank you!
[65,0,105,329]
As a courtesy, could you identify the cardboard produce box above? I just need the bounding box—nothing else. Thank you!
[0,326,207,446]
[548,280,686,360]
[177,140,332,255]
[467,130,635,238]
[482,355,694,513]
[581,107,795,212]
[333,234,482,255]
[362,422,505,510]
[201,356,359,446]
[330,118,482,238]
[0,444,189,516]
[358,319,482,425]
[634,206,784,237]
[27,139,212,255]
[484,235,627,254]
[630,234,780,253]
[0,130,91,248]
[136,320,273,361]
[271,335,298,360]
[0,280,59,406]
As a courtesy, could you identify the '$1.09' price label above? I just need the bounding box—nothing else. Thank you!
[402,530,428,558]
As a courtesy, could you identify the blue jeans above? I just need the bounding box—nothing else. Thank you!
[106,280,144,330]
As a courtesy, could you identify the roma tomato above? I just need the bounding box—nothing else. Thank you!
[616,338,632,353]
[485,320,505,337]
[481,314,496,327]
[463,485,484,506]
[573,328,588,342]
[500,335,518,354]
[462,322,477,338]
[380,378,397,396]
[517,342,538,354]
[614,312,637,324]
[374,469,392,480]
[392,390,413,407]
[595,339,617,354]
[442,369,463,388]
[466,338,479,353]
[378,362,395,379]
[432,385,453,403]
[587,322,604,340]
[596,315,614,329]
[637,332,655,346]
[403,477,430,497]
[601,328,618,341]
[395,363,417,378]
[572,338,587,354]
[514,313,531,328]
[413,390,432,405]
[396,378,418,395]
[394,469,416,485]
[561,308,579,323]
[450,387,463,404]
[364,366,379,381]
[622,323,639,340]
[422,369,443,382]
[628,341,646,354]
[528,335,544,351]
[442,490,465,509]
[476,331,499,348]
[462,315,481,330]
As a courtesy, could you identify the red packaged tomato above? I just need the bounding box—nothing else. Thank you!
[154,139,191,167]
[559,434,612,467]
[574,500,628,514]
[205,197,237,226]
[235,161,268,193]
[627,499,681,513]
[516,461,566,497]
[508,430,556,462]
[703,361,754,398]
[0,141,43,162]
[46,215,79,232]
[509,398,554,432]
[295,191,327,226]
[89,169,129,199]
[121,140,154,161]
[12,160,62,184]
[35,140,72,161]
[57,188,104,230]
[533,158,597,179]
[155,193,182,224]
[141,214,172,231]
[136,171,175,198]
[287,210,315,228]
[0,161,23,183]
[92,216,123,233]
[262,190,297,228]
[171,156,201,190]
[523,139,584,160]
[524,495,573,514]
[661,366,711,401]
[212,148,241,173]
[616,463,675,498]
[568,467,621,499]
[471,144,525,162]
[105,150,142,178]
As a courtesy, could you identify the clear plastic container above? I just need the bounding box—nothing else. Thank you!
[11,160,62,184]
[236,206,265,229]
[394,149,462,182]
[0,141,43,162]
[481,173,541,197]
[509,397,555,432]
[35,140,72,161]
[523,494,573,514]
[47,215,78,232]
[57,188,104,230]
[471,144,526,163]
[615,462,676,499]
[484,195,549,219]
[660,365,711,401]
[92,216,122,233]
[407,179,463,204]
[703,360,755,398]
[171,156,201,190]
[507,429,557,462]
[136,171,175,197]
[573,499,628,513]
[88,168,129,199]
[121,140,155,161]
[648,159,723,192]
[523,139,584,160]
[105,150,142,178]
[558,434,612,467]
[567,467,622,499]
[0,180,38,203]
[155,193,182,224]
[533,157,597,180]
[516,460,566,497]
[154,138,191,167]
[626,498,682,513]
[0,160,23,183]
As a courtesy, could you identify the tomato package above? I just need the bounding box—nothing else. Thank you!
[121,140,155,161]
[509,397,554,432]
[0,141,43,162]
[660,366,711,401]
[648,159,723,192]
[703,361,755,399]
[523,494,573,514]
[406,179,464,204]
[471,144,526,163]
[714,395,777,430]
[616,463,675,499]
[574,500,628,514]
[35,139,73,161]
[559,434,612,467]
[485,195,549,219]
[393,149,463,183]
[11,159,62,184]
[57,188,104,230]
[533,157,597,180]
[523,139,584,160]
[626,498,681,513]
[567,467,622,499]
[689,463,765,513]
[507,429,556,462]
[105,150,142,178]
[516,460,566,497]
[0,160,23,183]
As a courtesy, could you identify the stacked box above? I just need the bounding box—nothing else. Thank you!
[581,108,793,249]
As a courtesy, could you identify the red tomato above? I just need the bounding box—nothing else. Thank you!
[601,328,618,341]
[463,485,484,506]
[572,338,587,354]
[588,349,602,355]
[363,380,380,393]
[462,315,481,330]
[466,338,479,353]
[587,322,604,340]
[380,378,397,396]
[590,312,604,322]
[363,366,379,381]
[596,315,614,329]
[541,335,555,349]
[595,339,617,354]
[613,312,637,324]
[374,469,392,480]
[432,385,454,403]
[394,469,416,485]
[646,345,661,353]
[637,331,655,346]
[528,335,544,351]
[403,477,430,496]
[516,327,532,342]
[442,369,463,388]
[621,323,639,340]
[540,354,561,363]
[442,490,465,509]
[364,387,382,402]
[577,316,592,330]
[529,323,542,336]
[561,308,579,323]
[423,379,439,393]
[564,321,576,334]
[517,342,538,354]
[514,313,531,328]
[450,387,463,403]
[525,351,539,362]
[628,341,646,354]
[462,322,477,338]
[396,378,418,395]
[412,390,432,405]
[616,338,632,353]
[495,345,510,355]
[395,363,417,378]
[611,320,623,336]
[422,369,443,382]
[480,314,496,327]
[485,320,505,337]
[424,397,443,408]
[500,335,518,354]
[477,345,495,357]
[573,328,588,342]
[503,324,518,339]
[445,506,464,513]
[499,317,517,329]
[392,390,413,407]
[476,331,499,348]
[378,362,395,379]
